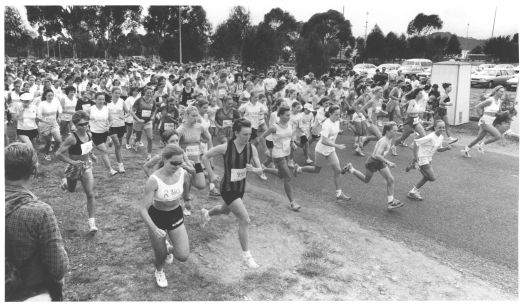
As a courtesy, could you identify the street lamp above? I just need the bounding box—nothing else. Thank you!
[466,23,470,50]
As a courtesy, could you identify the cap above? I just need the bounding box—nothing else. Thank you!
[303,103,314,111]
[20,93,33,101]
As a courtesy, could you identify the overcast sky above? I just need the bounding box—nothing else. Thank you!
[9,0,521,40]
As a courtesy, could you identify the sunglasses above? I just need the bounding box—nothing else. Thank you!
[169,161,183,167]
[77,122,89,126]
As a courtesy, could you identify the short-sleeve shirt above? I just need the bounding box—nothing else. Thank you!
[315,119,340,156]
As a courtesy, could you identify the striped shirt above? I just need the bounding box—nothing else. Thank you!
[221,139,252,193]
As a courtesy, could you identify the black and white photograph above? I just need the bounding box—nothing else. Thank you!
[2,0,521,301]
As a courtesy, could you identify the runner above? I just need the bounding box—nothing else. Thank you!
[295,105,352,201]
[341,122,405,210]
[131,86,157,160]
[59,86,77,137]
[138,144,194,288]
[260,106,302,211]
[238,91,267,147]
[406,120,452,200]
[296,103,315,165]
[215,96,240,144]
[462,85,507,158]
[200,119,264,268]
[36,89,62,161]
[88,92,118,176]
[391,88,428,156]
[56,110,99,233]
[434,83,458,144]
[14,93,40,172]
[107,87,128,173]
[158,97,180,140]
[124,87,140,149]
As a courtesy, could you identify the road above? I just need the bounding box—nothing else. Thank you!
[250,130,519,291]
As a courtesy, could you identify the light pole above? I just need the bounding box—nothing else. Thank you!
[364,12,369,42]
[491,7,497,38]
[466,23,470,50]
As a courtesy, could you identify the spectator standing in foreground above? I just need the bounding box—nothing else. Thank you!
[5,142,69,301]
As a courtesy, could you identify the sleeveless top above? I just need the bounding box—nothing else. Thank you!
[177,123,204,158]
[180,87,194,106]
[108,98,125,127]
[221,139,252,194]
[89,105,110,133]
[68,132,93,156]
[272,122,293,158]
[61,95,77,121]
[151,168,185,202]
[483,97,500,115]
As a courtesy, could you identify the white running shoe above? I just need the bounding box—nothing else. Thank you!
[164,253,174,264]
[154,269,168,288]
[287,160,295,168]
[200,208,211,228]
[109,168,118,176]
[183,207,191,216]
[336,192,352,201]
[60,178,68,191]
[477,142,485,154]
[306,158,314,165]
[126,144,131,150]
[242,253,260,269]
[448,137,458,145]
[117,163,125,173]
[88,219,98,233]
[461,146,472,158]
[258,172,268,181]
[138,141,145,147]
[290,201,301,211]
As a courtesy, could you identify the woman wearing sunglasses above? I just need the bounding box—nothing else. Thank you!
[138,144,196,288]
[56,111,99,233]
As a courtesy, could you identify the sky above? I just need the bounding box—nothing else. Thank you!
[8,0,521,40]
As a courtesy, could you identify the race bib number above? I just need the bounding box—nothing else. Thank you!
[413,117,421,124]
[141,110,151,118]
[230,168,247,182]
[80,141,93,155]
[185,145,201,157]
[82,104,92,111]
[61,113,72,121]
[218,89,226,96]
[164,122,175,130]
[223,120,233,127]
[43,116,56,123]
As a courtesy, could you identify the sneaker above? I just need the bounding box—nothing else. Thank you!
[138,141,145,147]
[287,160,295,168]
[477,142,485,154]
[258,172,268,181]
[407,190,423,201]
[117,163,125,173]
[60,178,68,191]
[109,168,118,176]
[44,154,52,161]
[336,192,352,201]
[200,208,211,228]
[154,269,168,288]
[290,201,301,211]
[88,219,98,233]
[209,188,221,197]
[306,158,314,165]
[183,207,191,216]
[461,146,472,158]
[448,137,458,145]
[341,162,353,175]
[405,161,416,172]
[389,144,399,156]
[125,144,131,150]
[292,164,300,177]
[355,146,365,157]
[242,253,260,269]
[164,253,174,265]
[387,198,405,210]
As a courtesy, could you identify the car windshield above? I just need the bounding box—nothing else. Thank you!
[480,70,498,76]
[402,61,415,66]
[421,62,432,67]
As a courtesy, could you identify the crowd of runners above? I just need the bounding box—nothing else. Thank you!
[4,57,516,289]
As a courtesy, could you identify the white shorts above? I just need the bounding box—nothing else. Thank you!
[418,156,432,166]
[478,115,495,126]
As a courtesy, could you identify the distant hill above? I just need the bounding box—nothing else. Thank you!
[428,31,487,51]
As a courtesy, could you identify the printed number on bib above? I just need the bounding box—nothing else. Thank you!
[43,116,56,123]
[61,113,72,121]
[164,123,175,130]
[185,145,200,157]
[413,117,421,124]
[230,168,247,182]
[80,141,93,155]
[218,89,226,96]
[223,120,233,127]
[82,104,92,111]
[141,110,151,118]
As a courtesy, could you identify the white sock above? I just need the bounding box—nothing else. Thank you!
[243,250,251,257]
[210,183,215,190]
[297,167,303,173]
[411,187,418,193]
[88,218,95,225]
[336,189,342,196]
[387,195,394,203]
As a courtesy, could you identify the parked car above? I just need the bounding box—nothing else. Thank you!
[494,64,515,70]
[377,63,400,76]
[399,58,432,77]
[506,76,519,91]
[471,68,515,88]
[353,63,377,77]
[472,64,495,74]
[514,65,519,74]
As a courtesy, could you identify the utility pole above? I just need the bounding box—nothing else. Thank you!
[179,6,182,64]
[491,7,497,38]
[46,40,50,58]
[364,12,369,46]
[466,23,470,50]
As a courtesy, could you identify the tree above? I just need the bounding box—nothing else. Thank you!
[5,6,28,40]
[406,13,443,36]
[470,45,484,54]
[383,32,400,61]
[180,6,212,62]
[407,36,427,58]
[483,35,518,62]
[427,35,448,60]
[295,10,354,76]
[262,8,299,60]
[365,24,385,60]
[210,6,251,60]
[445,34,461,55]
[241,23,280,70]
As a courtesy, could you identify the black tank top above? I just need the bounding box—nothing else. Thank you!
[68,132,92,155]
[439,96,450,109]
[180,87,194,106]
[221,139,252,194]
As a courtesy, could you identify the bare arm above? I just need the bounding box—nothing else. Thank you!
[56,135,83,165]
[202,144,227,183]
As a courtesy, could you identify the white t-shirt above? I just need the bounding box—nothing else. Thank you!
[239,102,265,128]
[61,95,77,121]
[37,100,63,125]
[89,105,110,133]
[16,104,38,130]
[108,98,126,127]
[124,96,137,123]
[290,112,302,138]
[413,132,443,160]
[315,119,340,156]
[298,112,315,137]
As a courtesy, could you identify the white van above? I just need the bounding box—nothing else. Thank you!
[399,58,433,77]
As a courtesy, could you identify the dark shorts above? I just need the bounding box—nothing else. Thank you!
[109,126,126,138]
[125,122,133,127]
[221,190,244,206]
[17,129,38,141]
[91,132,109,146]
[265,140,274,149]
[404,116,421,127]
[148,205,184,231]
[300,135,308,145]
[437,108,447,118]
[250,128,258,140]
[365,157,387,172]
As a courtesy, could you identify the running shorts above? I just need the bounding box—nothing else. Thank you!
[17,129,39,141]
[250,128,258,141]
[91,132,109,146]
[221,190,244,206]
[265,140,274,149]
[65,160,92,180]
[404,116,421,127]
[437,108,447,118]
[300,135,308,145]
[109,126,126,138]
[148,205,184,231]
[365,157,387,172]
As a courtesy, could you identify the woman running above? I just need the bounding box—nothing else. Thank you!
[462,85,508,158]
[180,78,194,107]
[138,144,195,288]
[200,119,264,268]
[37,89,62,161]
[107,87,128,173]
[434,83,458,144]
[59,86,77,137]
[341,122,405,210]
[124,87,140,149]
[158,97,180,140]
[391,88,427,156]
[56,110,99,233]
[406,120,452,201]
[89,92,118,176]
[14,93,40,171]
[260,106,302,211]
[131,86,157,160]
[295,105,352,201]
[215,96,240,144]
[359,86,388,150]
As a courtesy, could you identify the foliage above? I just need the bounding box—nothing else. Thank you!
[445,34,461,55]
[407,13,443,36]
[365,24,385,59]
[483,35,519,62]
[241,23,280,71]
[262,8,299,59]
[210,6,251,60]
[470,45,484,54]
